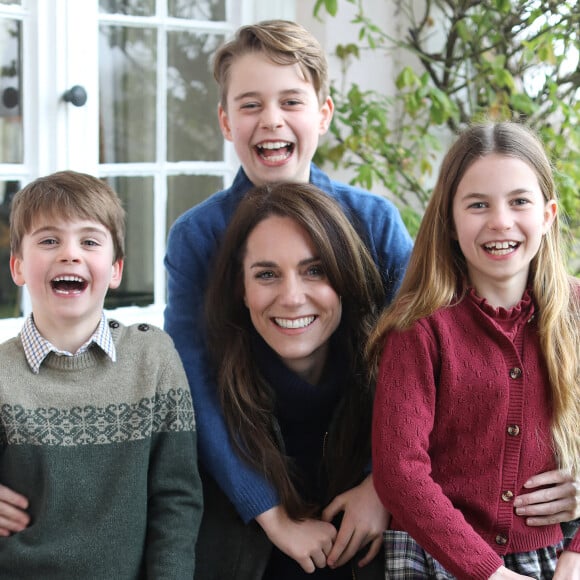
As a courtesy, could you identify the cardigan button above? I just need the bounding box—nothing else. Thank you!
[501,490,514,502]
[507,424,520,436]
[509,367,522,379]
[495,534,508,546]
[108,320,120,329]
[138,323,150,332]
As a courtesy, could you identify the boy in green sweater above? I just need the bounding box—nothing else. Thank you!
[0,170,202,579]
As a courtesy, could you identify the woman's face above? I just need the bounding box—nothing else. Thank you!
[242,215,342,384]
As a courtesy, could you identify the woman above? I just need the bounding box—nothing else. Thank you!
[197,182,387,579]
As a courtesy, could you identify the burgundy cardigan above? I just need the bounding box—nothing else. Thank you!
[372,288,580,580]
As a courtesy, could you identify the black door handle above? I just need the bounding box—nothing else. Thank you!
[63,85,88,107]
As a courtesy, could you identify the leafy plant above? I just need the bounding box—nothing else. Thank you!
[313,0,580,272]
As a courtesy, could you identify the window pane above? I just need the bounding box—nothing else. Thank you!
[105,176,154,309]
[99,25,156,163]
[168,0,226,21]
[0,180,20,318]
[0,1,21,6]
[167,174,223,231]
[167,31,223,162]
[99,0,154,16]
[0,18,22,163]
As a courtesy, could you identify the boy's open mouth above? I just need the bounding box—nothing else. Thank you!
[256,141,294,161]
[51,275,88,294]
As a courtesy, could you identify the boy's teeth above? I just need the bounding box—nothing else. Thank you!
[258,141,290,150]
[275,316,315,329]
[52,275,84,282]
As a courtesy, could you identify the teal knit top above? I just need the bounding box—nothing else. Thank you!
[0,320,202,579]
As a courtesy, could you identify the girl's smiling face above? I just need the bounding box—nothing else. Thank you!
[242,215,341,384]
[452,153,556,308]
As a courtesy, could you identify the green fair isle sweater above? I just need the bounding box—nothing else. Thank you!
[0,320,202,580]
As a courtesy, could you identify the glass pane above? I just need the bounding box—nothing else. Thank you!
[0,180,20,318]
[167,31,223,162]
[99,25,156,163]
[0,18,22,163]
[167,174,223,231]
[0,1,21,5]
[105,176,154,309]
[99,0,154,16]
[169,0,226,21]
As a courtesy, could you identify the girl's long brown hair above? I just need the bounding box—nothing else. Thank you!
[367,122,580,476]
[206,182,385,518]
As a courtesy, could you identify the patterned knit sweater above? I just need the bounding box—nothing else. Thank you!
[372,289,580,580]
[0,320,202,579]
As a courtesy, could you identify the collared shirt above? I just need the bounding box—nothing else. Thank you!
[20,314,117,374]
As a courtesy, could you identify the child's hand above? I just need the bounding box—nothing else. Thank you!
[321,474,390,569]
[0,484,30,536]
[255,505,337,573]
[489,565,534,579]
[554,550,580,580]
[514,469,579,525]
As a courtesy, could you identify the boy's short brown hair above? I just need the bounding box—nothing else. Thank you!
[10,170,125,261]
[213,19,329,108]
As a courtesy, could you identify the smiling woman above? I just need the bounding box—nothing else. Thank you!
[242,214,342,384]
[198,181,387,579]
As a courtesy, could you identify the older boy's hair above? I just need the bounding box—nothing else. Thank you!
[10,170,125,261]
[213,19,329,108]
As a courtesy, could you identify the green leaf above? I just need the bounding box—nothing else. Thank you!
[455,20,470,42]
[509,93,538,115]
[493,0,511,13]
[495,69,515,91]
[324,0,338,17]
[396,66,418,90]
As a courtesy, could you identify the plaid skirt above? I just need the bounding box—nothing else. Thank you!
[383,530,565,579]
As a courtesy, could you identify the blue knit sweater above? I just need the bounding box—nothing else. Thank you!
[164,163,412,522]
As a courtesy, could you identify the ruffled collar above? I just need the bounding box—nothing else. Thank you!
[466,286,535,321]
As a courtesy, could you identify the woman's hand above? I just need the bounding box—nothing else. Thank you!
[256,505,337,573]
[321,474,390,569]
[554,550,580,580]
[0,484,30,536]
[514,470,579,526]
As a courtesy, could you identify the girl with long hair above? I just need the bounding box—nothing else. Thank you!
[370,121,580,579]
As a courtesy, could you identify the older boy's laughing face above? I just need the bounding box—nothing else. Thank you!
[10,217,123,351]
[218,52,333,186]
